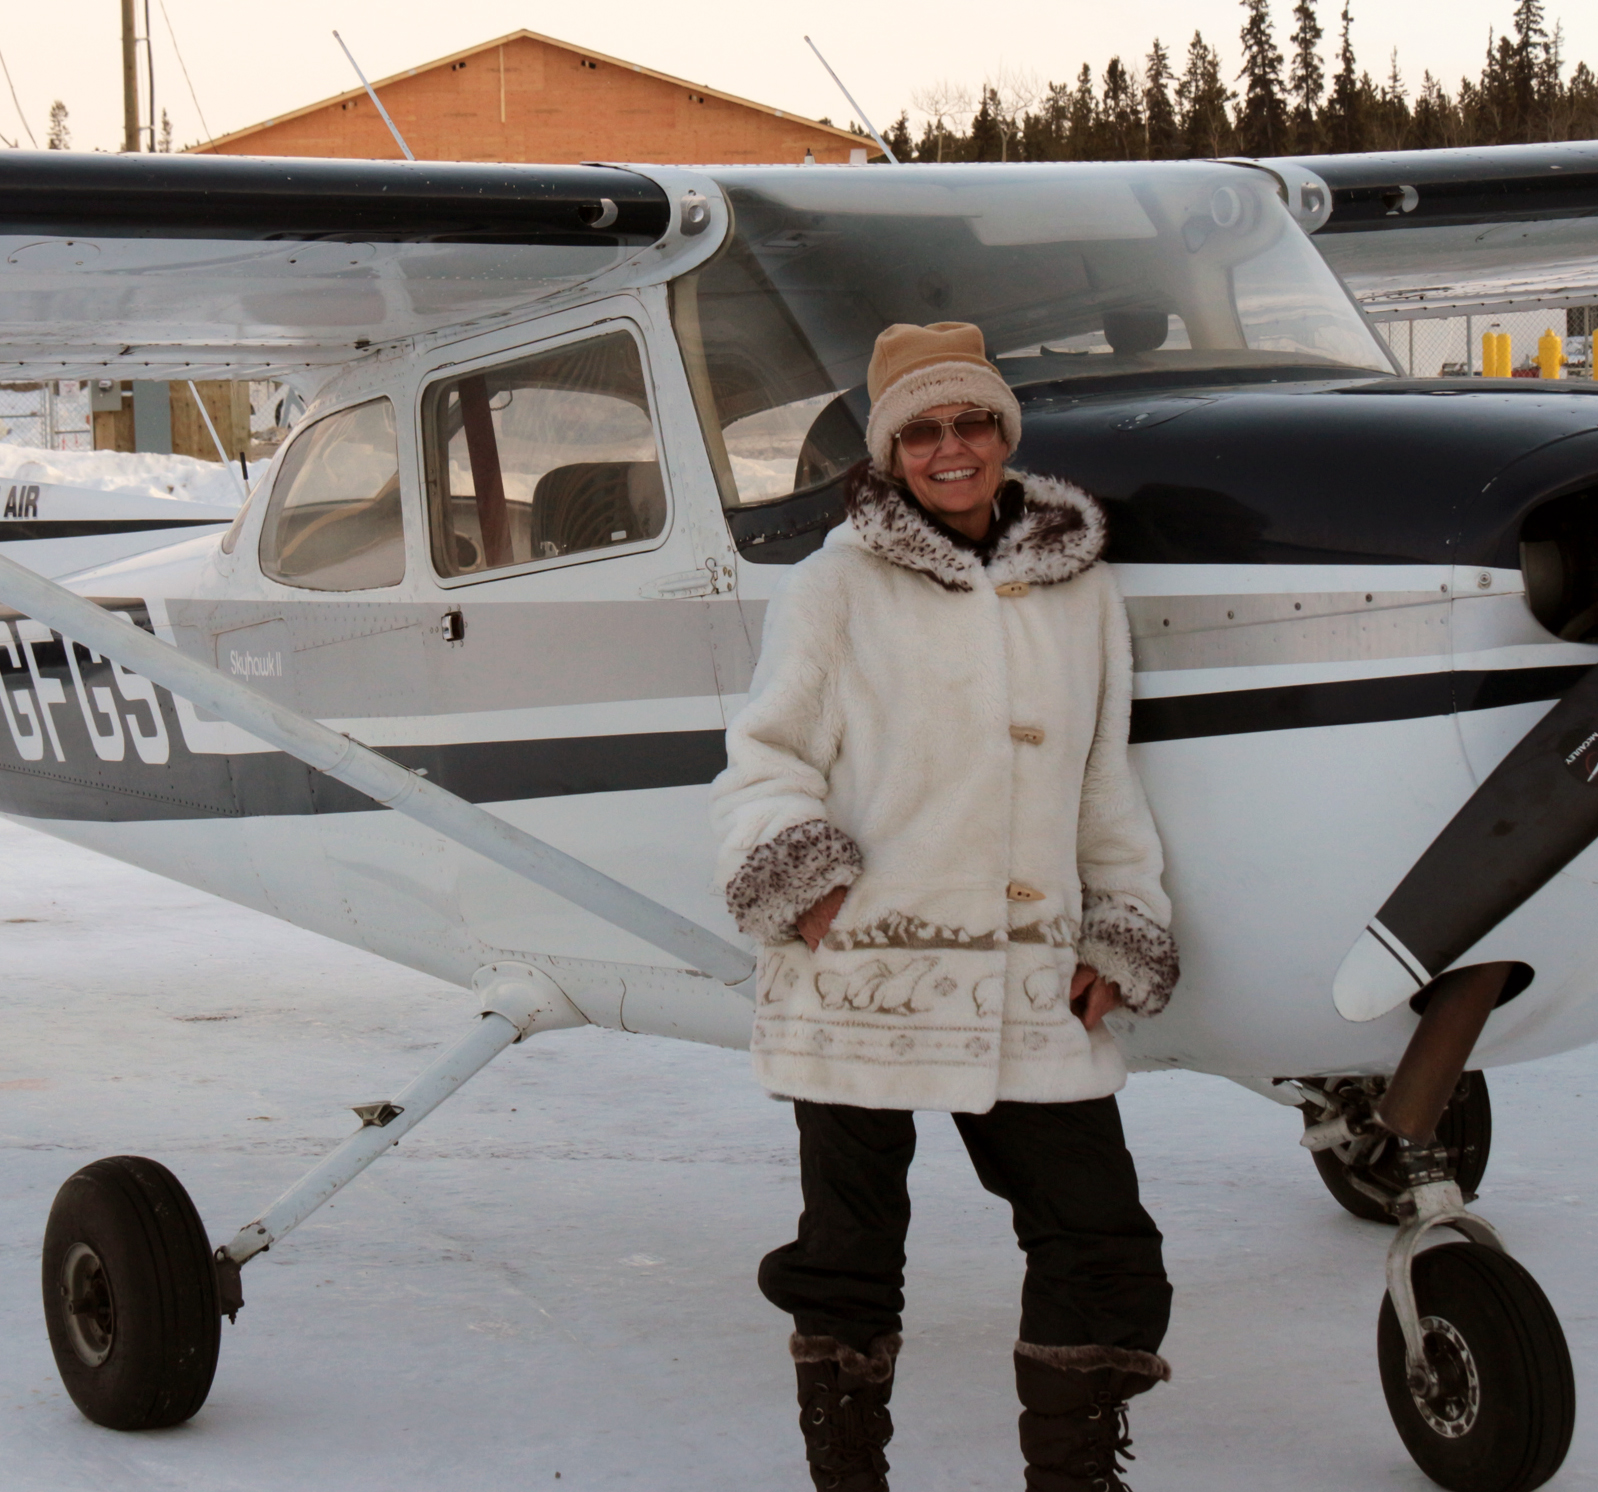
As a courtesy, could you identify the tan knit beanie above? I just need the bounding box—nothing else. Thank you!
[864,321,1023,472]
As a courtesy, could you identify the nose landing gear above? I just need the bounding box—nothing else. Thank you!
[1294,966,1576,1492]
[1376,1148,1575,1492]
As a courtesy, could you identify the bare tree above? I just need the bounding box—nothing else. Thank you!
[910,79,974,161]
[988,64,1042,161]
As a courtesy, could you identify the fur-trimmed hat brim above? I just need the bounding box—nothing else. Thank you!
[865,360,1023,473]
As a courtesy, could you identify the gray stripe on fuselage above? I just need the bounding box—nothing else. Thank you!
[166,597,738,718]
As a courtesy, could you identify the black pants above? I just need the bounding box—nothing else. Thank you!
[759,1097,1170,1356]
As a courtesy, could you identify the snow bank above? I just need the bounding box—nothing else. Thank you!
[0,444,268,508]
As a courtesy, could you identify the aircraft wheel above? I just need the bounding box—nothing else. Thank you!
[1378,1242,1574,1492]
[42,1156,221,1429]
[1309,1072,1492,1225]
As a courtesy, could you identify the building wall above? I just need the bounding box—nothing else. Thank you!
[196,34,860,166]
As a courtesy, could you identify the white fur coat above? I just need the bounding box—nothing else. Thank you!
[711,466,1177,1113]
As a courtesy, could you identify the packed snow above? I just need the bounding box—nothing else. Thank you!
[0,444,264,508]
[1,815,1595,1491]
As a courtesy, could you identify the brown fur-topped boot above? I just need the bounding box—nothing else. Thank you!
[790,1331,900,1492]
[1013,1343,1169,1491]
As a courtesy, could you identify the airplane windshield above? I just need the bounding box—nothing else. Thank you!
[672,161,1394,509]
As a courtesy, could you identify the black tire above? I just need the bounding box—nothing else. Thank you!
[1378,1242,1575,1492]
[1311,1141,1397,1223]
[1308,1072,1493,1225]
[41,1156,221,1430]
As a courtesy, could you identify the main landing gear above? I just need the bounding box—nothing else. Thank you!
[1292,964,1576,1492]
[40,964,585,1431]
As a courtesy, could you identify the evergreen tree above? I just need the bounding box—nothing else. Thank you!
[1288,0,1325,152]
[1411,71,1457,147]
[46,101,69,151]
[1177,31,1236,156]
[1323,1,1365,151]
[1509,0,1550,139]
[883,112,914,161]
[968,87,1003,161]
[1143,40,1182,158]
[158,109,173,153]
[1370,49,1411,149]
[1022,80,1072,161]
[1236,0,1289,155]
[1066,63,1103,159]
[1101,57,1145,158]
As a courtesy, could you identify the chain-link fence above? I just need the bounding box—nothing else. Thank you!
[1371,306,1598,381]
[0,381,93,450]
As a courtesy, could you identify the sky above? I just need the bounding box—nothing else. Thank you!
[2,0,1595,156]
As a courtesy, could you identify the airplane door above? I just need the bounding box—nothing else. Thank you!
[409,313,731,965]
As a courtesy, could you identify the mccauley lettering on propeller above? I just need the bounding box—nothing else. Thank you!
[2,143,1597,1490]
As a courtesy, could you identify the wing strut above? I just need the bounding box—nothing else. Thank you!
[0,552,755,987]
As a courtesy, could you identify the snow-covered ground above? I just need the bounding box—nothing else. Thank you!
[2,815,1596,1492]
[0,444,265,507]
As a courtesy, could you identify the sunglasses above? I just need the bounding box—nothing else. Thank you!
[893,408,1001,459]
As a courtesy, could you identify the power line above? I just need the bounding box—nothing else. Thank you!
[0,46,38,148]
[157,0,211,143]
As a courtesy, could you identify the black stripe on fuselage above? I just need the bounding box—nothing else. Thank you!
[0,652,1583,823]
[1128,665,1587,744]
[0,520,227,540]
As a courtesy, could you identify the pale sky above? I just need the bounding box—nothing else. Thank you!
[3,0,1593,156]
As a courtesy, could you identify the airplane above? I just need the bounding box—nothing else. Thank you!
[3,138,1598,1492]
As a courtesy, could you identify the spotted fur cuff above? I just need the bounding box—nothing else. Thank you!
[1078,892,1179,1017]
[791,1331,902,1384]
[726,819,864,946]
[1015,1340,1171,1383]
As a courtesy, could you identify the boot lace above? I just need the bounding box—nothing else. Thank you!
[803,1379,891,1488]
[1071,1394,1137,1491]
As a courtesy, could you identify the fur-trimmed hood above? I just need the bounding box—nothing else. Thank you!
[838,463,1107,593]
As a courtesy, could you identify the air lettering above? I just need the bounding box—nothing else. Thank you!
[1,484,41,520]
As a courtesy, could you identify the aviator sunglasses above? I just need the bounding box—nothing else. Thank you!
[894,408,1001,459]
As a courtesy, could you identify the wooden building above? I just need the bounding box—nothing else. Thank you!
[190,29,868,166]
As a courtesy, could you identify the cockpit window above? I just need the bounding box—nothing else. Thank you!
[672,162,1394,512]
[422,329,665,580]
[258,398,404,591]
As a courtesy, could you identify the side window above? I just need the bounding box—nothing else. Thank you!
[423,329,665,579]
[258,399,404,591]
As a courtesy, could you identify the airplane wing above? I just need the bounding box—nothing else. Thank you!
[1261,140,1598,319]
[0,152,670,381]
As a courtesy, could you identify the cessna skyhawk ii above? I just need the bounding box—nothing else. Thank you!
[3,143,1598,1492]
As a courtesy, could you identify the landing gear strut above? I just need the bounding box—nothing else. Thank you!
[40,964,583,1430]
[1299,1071,1491,1224]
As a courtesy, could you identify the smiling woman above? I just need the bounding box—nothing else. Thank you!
[709,317,1179,1492]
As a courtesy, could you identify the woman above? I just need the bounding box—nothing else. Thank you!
[711,321,1178,1492]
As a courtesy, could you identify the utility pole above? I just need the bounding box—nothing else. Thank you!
[120,0,141,151]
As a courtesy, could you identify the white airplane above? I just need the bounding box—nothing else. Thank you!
[3,141,1597,1492]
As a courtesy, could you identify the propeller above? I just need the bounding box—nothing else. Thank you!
[1335,664,1598,1021]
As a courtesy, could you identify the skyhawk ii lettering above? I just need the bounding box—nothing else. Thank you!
[2,142,1596,1491]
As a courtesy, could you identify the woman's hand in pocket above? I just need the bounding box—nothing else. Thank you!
[1069,963,1124,1030]
[797,886,849,952]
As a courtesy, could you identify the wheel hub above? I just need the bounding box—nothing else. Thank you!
[59,1242,115,1367]
[1408,1315,1480,1438]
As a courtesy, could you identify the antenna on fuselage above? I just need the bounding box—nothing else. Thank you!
[332,29,415,161]
[803,36,898,164]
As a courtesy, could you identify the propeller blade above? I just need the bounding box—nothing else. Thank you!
[1334,664,1598,1020]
